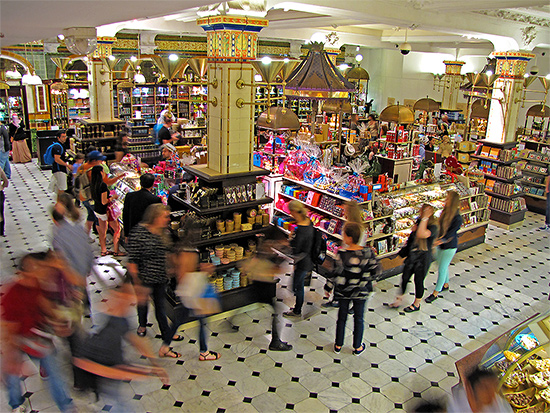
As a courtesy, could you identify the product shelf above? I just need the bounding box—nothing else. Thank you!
[277,192,345,220]
[471,154,515,165]
[485,190,525,199]
[521,180,545,187]
[521,168,547,176]
[483,173,516,183]
[172,196,273,215]
[524,193,546,200]
[283,176,369,204]
[193,227,270,247]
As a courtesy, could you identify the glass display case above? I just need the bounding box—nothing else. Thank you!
[479,311,550,411]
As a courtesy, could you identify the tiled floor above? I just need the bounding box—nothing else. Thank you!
[1,161,549,412]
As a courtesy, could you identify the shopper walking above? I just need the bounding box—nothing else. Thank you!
[1,252,75,413]
[8,113,32,164]
[325,222,380,355]
[48,130,72,196]
[540,170,550,231]
[90,165,123,257]
[127,203,184,358]
[388,203,438,312]
[0,120,11,178]
[425,191,462,303]
[366,114,379,141]
[122,173,161,240]
[283,200,315,318]
[0,167,8,237]
[175,246,221,361]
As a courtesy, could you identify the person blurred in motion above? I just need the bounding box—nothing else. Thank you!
[240,237,293,351]
[127,203,184,357]
[0,166,8,237]
[0,119,11,179]
[325,222,380,355]
[412,400,447,412]
[425,191,462,303]
[122,173,162,240]
[1,252,75,413]
[447,367,512,412]
[174,245,221,360]
[90,165,124,257]
[283,200,315,318]
[388,203,438,312]
[74,280,168,412]
[114,132,130,163]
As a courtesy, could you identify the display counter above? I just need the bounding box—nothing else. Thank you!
[455,311,550,412]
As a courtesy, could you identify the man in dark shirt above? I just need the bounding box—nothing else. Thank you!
[122,173,162,239]
[49,130,71,195]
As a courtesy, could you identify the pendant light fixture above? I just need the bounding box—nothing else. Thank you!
[6,65,22,80]
[133,33,146,84]
[21,42,43,85]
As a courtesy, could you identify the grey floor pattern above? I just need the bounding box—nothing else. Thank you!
[1,161,549,412]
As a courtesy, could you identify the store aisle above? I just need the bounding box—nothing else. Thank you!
[1,161,549,412]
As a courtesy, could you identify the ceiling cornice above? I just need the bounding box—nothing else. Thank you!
[474,10,550,28]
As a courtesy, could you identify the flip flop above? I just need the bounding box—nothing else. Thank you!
[113,251,127,257]
[404,304,421,313]
[199,351,221,361]
[101,251,114,256]
[160,349,181,358]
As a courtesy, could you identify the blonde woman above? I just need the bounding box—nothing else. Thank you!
[388,204,438,312]
[425,191,462,303]
[283,200,315,318]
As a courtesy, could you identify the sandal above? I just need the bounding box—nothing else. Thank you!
[101,250,114,256]
[113,251,127,257]
[199,351,221,361]
[385,298,402,308]
[333,345,342,354]
[172,335,184,342]
[425,294,438,303]
[404,304,421,313]
[160,348,181,358]
[137,327,146,337]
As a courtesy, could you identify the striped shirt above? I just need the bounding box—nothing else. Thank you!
[127,224,170,285]
[331,248,380,300]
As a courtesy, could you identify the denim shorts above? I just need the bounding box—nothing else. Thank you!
[82,200,96,222]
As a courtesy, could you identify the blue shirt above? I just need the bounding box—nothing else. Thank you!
[52,219,94,278]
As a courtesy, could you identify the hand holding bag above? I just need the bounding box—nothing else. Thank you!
[107,201,122,222]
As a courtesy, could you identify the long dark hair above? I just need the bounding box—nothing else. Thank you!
[90,165,104,200]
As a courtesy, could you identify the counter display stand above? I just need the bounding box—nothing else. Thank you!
[126,118,160,162]
[74,119,126,162]
[470,140,526,228]
[455,311,550,412]
[272,176,489,279]
[516,149,549,215]
[167,164,274,323]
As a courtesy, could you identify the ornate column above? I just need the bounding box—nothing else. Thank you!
[440,60,465,111]
[198,16,268,174]
[486,51,534,143]
[88,37,117,121]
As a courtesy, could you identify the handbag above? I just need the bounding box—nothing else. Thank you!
[19,328,55,358]
[107,201,122,222]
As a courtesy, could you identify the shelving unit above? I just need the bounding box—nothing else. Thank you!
[470,140,525,228]
[168,165,273,319]
[67,86,90,122]
[49,89,69,129]
[74,119,126,161]
[516,150,549,214]
[125,118,159,161]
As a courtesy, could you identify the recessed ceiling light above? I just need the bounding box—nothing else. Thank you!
[254,74,263,82]
[130,56,138,62]
[261,56,272,65]
[108,55,115,61]
[283,58,289,63]
[486,70,493,76]
[338,63,350,71]
[57,34,65,41]
[355,54,363,62]
[169,54,178,61]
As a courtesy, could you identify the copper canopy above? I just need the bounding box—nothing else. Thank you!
[256,106,301,131]
[471,99,489,119]
[346,67,369,82]
[526,104,550,118]
[413,98,440,112]
[379,104,415,124]
[321,99,351,113]
[285,43,355,100]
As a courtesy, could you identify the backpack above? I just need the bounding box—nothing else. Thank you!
[76,167,92,202]
[312,228,327,266]
[44,142,63,165]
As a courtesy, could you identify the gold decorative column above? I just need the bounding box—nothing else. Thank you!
[440,60,465,111]
[88,37,117,121]
[198,16,268,174]
[486,51,534,143]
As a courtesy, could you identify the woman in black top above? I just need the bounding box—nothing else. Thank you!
[90,165,122,256]
[388,203,438,312]
[283,200,315,317]
[425,191,462,303]
[326,222,380,355]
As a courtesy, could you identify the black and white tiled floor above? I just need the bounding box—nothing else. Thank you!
[1,161,549,412]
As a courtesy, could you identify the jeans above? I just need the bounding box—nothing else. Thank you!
[137,282,175,346]
[178,304,208,352]
[292,270,310,314]
[401,251,431,299]
[0,150,11,178]
[435,248,457,292]
[335,299,366,349]
[5,352,73,411]
[83,200,98,225]
[0,191,5,236]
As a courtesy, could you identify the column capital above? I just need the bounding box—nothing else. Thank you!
[198,15,268,60]
[443,61,465,76]
[491,51,534,79]
[92,37,117,59]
